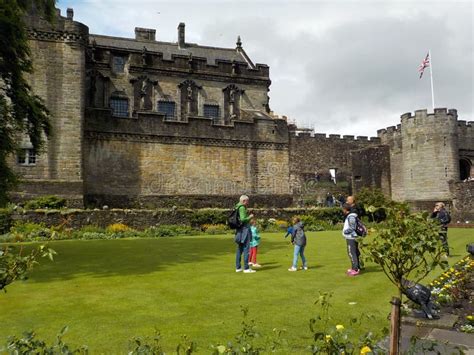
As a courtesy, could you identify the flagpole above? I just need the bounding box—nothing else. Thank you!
[429,49,435,110]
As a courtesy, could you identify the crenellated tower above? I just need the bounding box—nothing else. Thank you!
[379,108,460,203]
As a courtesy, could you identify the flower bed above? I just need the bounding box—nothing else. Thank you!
[429,255,474,333]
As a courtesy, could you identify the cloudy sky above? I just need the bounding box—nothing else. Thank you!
[58,0,473,137]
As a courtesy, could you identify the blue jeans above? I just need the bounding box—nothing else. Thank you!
[292,245,307,268]
[236,239,250,270]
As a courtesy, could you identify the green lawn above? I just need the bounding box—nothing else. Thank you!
[0,229,471,353]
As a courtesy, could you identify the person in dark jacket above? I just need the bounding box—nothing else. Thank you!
[288,217,308,271]
[430,202,451,256]
[234,195,255,273]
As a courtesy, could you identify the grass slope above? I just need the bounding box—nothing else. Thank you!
[0,229,471,353]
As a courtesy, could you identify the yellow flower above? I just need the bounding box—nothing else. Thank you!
[360,346,372,354]
[336,324,345,331]
[325,335,332,342]
[467,315,474,321]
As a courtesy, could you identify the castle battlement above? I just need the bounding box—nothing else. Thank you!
[380,108,462,140]
[400,108,458,122]
[289,130,380,143]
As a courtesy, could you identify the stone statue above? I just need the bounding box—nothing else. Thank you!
[229,88,236,103]
[402,278,439,319]
[140,79,149,109]
[187,84,193,101]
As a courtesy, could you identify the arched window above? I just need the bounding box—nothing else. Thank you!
[460,158,471,180]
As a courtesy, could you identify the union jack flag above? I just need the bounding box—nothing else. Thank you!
[418,52,430,78]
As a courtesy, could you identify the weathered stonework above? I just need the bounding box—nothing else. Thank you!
[9,7,473,216]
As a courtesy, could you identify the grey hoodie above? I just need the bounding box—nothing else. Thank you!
[291,222,307,246]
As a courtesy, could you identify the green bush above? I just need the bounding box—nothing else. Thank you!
[9,222,53,241]
[144,225,199,238]
[201,224,230,235]
[304,207,343,224]
[189,209,227,227]
[355,188,390,222]
[24,195,66,210]
[0,208,12,235]
[294,215,339,232]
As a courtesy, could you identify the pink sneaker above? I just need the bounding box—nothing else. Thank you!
[347,269,360,276]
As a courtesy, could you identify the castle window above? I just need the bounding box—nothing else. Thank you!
[204,104,220,120]
[157,100,176,119]
[17,149,36,166]
[112,56,126,73]
[110,97,129,117]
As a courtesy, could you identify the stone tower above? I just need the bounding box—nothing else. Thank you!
[13,8,89,206]
[380,108,460,203]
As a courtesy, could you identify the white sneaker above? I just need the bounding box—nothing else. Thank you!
[253,263,262,268]
[303,266,308,270]
[288,267,297,272]
[236,268,243,272]
[248,262,254,266]
[244,269,256,273]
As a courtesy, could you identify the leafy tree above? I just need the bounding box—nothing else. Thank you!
[0,244,56,292]
[355,188,390,222]
[362,202,448,354]
[0,0,56,206]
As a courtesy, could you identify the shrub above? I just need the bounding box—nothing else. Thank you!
[262,218,289,232]
[24,195,66,210]
[3,327,87,354]
[189,209,227,227]
[106,223,132,233]
[355,188,390,222]
[144,225,199,238]
[81,232,110,240]
[0,208,12,235]
[201,224,230,235]
[9,222,53,241]
[305,208,344,224]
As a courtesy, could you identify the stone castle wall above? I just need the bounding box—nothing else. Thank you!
[350,145,391,196]
[288,131,381,200]
[11,8,473,212]
[10,10,89,206]
[84,110,290,207]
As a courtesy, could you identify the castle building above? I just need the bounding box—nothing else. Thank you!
[10,7,474,220]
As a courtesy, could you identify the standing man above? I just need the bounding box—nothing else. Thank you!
[234,195,255,273]
[431,202,451,256]
[326,193,334,207]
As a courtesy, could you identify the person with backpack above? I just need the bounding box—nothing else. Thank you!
[342,203,364,276]
[431,202,451,256]
[288,217,308,271]
[233,195,255,273]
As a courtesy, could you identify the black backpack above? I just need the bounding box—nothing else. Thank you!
[228,206,242,229]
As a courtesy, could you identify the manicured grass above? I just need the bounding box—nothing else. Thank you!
[0,229,471,353]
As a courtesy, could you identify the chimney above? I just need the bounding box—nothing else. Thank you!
[178,22,185,48]
[66,8,74,20]
[135,27,156,41]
